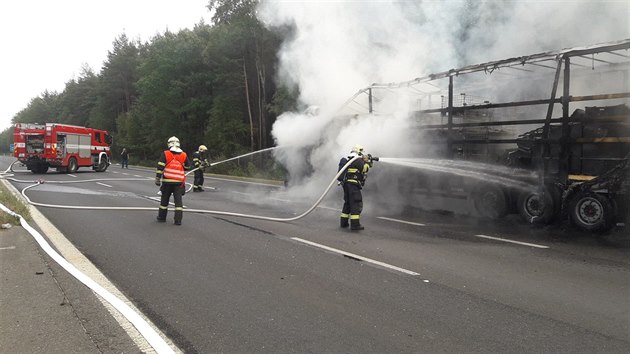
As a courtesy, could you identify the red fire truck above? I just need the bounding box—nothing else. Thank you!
[13,123,112,174]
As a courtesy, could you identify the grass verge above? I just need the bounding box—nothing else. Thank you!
[0,181,31,224]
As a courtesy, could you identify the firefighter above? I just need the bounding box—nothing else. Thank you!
[338,144,371,230]
[120,148,129,168]
[192,145,210,192]
[155,136,191,225]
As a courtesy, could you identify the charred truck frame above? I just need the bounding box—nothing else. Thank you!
[341,39,629,233]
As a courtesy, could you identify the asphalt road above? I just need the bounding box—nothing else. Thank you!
[3,156,629,353]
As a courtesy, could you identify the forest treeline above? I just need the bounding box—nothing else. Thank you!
[0,0,299,176]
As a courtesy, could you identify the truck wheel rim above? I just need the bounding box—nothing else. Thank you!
[525,195,543,217]
[577,197,602,224]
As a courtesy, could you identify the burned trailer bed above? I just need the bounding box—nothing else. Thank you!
[340,39,630,232]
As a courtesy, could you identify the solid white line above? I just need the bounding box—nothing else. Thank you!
[291,237,420,276]
[377,216,426,227]
[0,246,16,250]
[475,234,549,249]
[96,182,112,188]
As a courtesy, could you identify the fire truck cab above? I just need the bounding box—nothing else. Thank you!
[13,123,112,174]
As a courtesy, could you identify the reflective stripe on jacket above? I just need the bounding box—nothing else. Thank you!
[163,150,187,182]
[343,156,369,186]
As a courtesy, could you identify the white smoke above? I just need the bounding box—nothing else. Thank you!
[257,0,629,201]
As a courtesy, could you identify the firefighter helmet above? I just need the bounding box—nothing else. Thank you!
[198,145,208,152]
[351,144,364,155]
[167,136,180,149]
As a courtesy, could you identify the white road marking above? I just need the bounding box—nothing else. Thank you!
[269,197,291,202]
[133,175,143,178]
[96,182,112,188]
[316,205,338,211]
[0,246,16,250]
[377,216,426,227]
[475,234,549,249]
[67,174,77,178]
[291,237,421,276]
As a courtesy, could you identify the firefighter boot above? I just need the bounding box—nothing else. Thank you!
[174,209,183,225]
[157,207,167,222]
[340,217,349,228]
[350,219,364,231]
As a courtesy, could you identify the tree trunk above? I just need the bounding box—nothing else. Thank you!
[243,59,255,151]
[256,58,265,149]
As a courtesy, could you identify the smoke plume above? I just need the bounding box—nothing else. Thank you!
[256,0,629,206]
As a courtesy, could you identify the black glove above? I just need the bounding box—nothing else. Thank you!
[155,177,161,186]
[202,160,210,167]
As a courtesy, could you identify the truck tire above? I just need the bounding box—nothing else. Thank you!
[67,157,78,173]
[517,186,559,224]
[471,185,508,219]
[95,156,109,172]
[569,191,614,233]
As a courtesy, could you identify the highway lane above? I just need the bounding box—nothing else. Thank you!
[2,157,629,353]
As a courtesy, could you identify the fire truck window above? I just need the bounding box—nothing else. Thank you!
[105,134,112,145]
[95,133,101,143]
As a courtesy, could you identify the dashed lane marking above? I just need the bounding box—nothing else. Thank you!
[475,234,549,249]
[377,216,426,227]
[96,182,112,188]
[376,217,549,249]
[291,237,422,277]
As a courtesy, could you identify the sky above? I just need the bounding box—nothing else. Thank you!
[0,0,212,132]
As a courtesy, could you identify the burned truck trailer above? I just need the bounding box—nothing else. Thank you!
[341,39,630,232]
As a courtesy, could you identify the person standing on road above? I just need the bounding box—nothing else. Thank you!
[338,144,371,231]
[192,145,210,192]
[120,148,129,168]
[155,136,191,225]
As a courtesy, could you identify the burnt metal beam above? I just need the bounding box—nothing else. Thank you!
[415,92,630,115]
[577,54,612,64]
[447,76,454,158]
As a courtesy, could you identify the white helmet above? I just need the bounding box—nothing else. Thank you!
[351,144,364,155]
[167,136,180,148]
[198,145,207,152]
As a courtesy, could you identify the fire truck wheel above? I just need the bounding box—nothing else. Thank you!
[471,185,508,219]
[569,191,614,233]
[67,157,78,173]
[517,186,558,224]
[95,157,109,172]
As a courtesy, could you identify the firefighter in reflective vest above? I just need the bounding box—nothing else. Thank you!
[192,145,210,192]
[155,136,191,225]
[338,144,370,230]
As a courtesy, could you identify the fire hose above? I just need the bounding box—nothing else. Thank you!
[2,154,361,222]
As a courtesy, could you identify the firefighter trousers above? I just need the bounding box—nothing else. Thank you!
[193,169,205,190]
[340,182,363,228]
[158,182,184,223]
